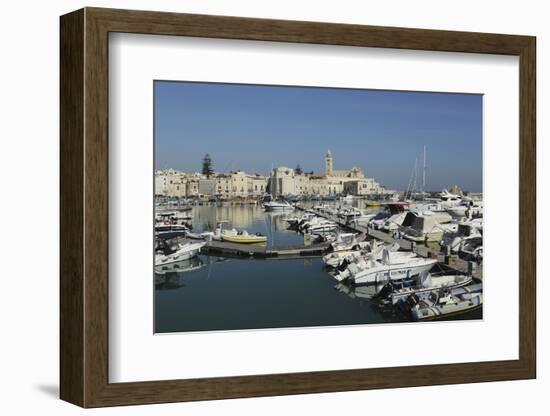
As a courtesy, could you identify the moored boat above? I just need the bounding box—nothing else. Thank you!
[155,224,189,239]
[335,249,437,285]
[400,211,454,242]
[155,241,206,266]
[263,200,294,211]
[221,229,267,244]
[376,271,473,306]
[408,283,483,320]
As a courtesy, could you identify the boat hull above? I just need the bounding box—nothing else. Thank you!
[155,243,204,266]
[412,293,483,321]
[352,260,437,285]
[221,235,267,244]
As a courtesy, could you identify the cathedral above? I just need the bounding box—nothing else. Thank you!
[324,150,366,179]
[269,150,386,197]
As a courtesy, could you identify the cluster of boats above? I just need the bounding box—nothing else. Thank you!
[283,212,339,236]
[301,188,483,262]
[312,210,483,321]
[154,189,483,321]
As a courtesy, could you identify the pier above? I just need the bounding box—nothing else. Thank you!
[201,240,331,259]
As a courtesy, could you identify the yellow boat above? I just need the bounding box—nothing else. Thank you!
[221,230,267,244]
[365,201,381,208]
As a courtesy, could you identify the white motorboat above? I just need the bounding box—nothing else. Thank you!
[369,202,407,230]
[263,200,294,211]
[400,211,453,242]
[328,232,363,252]
[446,200,483,218]
[307,220,338,233]
[376,271,473,306]
[408,283,483,320]
[154,223,189,239]
[438,189,464,207]
[440,218,482,253]
[335,249,437,285]
[338,207,362,220]
[294,212,317,228]
[283,215,301,226]
[300,216,333,232]
[349,213,377,226]
[459,237,483,261]
[323,242,400,268]
[155,241,205,266]
[381,212,407,231]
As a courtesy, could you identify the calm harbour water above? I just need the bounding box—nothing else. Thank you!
[154,204,481,333]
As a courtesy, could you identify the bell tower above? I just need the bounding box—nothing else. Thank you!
[325,150,333,176]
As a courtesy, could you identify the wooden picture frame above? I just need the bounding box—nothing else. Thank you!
[60,7,536,408]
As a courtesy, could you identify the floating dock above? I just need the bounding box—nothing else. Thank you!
[201,240,330,259]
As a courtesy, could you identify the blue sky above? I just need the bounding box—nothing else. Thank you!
[154,81,482,192]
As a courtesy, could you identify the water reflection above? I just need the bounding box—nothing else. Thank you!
[334,282,385,300]
[154,203,480,332]
[190,205,307,247]
[154,257,205,290]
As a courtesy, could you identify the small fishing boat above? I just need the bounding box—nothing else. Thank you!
[335,249,437,285]
[408,283,483,320]
[155,241,205,266]
[376,271,473,306]
[154,224,189,239]
[263,200,294,211]
[221,229,267,244]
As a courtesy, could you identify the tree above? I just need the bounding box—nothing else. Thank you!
[202,153,214,178]
[295,164,303,175]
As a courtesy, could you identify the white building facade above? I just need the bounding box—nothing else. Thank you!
[155,169,268,199]
[269,150,387,197]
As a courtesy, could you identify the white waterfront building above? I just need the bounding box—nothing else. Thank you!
[155,169,268,199]
[269,150,386,197]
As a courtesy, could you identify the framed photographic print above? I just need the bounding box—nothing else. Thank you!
[60,7,536,408]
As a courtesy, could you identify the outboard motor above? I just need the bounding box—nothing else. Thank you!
[407,293,420,309]
[374,282,394,301]
[337,259,350,272]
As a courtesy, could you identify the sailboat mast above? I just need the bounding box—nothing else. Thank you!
[422,145,426,194]
[412,158,418,196]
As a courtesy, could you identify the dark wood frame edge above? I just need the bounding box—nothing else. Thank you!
[60,7,536,408]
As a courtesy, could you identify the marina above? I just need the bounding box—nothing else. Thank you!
[152,82,484,333]
[155,192,483,333]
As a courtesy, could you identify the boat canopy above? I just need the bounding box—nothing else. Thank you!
[401,212,451,232]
